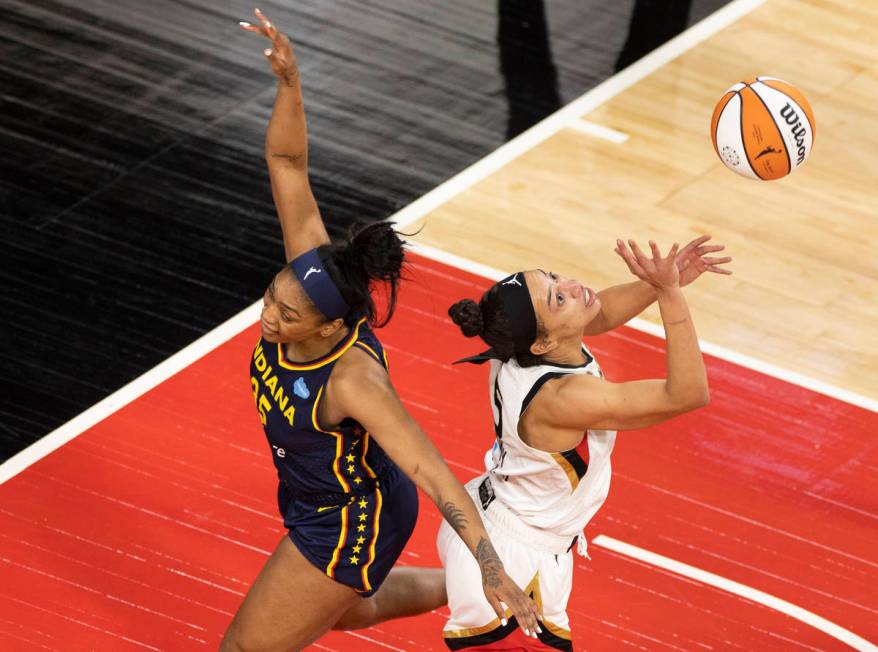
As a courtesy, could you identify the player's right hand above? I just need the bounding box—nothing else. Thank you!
[239,8,299,85]
[482,565,542,639]
[615,238,681,290]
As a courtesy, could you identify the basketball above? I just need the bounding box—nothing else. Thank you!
[711,76,815,180]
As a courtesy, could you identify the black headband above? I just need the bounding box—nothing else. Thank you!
[453,271,537,365]
[497,272,537,355]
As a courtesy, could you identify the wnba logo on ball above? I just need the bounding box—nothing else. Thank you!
[779,103,808,166]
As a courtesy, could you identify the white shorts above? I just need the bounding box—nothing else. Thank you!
[437,475,575,651]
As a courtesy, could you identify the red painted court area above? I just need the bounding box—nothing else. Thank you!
[1,254,876,651]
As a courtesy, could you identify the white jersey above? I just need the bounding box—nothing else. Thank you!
[484,346,616,541]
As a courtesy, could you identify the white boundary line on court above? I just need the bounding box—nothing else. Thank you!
[592,535,878,651]
[0,302,260,485]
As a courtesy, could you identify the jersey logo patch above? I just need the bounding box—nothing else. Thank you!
[478,476,496,511]
[293,377,310,399]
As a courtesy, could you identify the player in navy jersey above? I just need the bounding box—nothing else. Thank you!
[441,239,731,649]
[222,10,540,651]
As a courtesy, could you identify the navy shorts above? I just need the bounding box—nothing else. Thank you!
[278,465,419,597]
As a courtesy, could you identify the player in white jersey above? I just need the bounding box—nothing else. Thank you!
[439,237,732,650]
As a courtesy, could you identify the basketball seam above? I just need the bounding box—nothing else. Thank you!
[760,78,816,144]
[711,91,736,156]
[750,83,792,174]
[736,91,762,179]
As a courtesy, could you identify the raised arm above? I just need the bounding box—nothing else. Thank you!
[240,10,329,261]
[328,354,542,638]
[582,235,731,336]
[532,240,710,435]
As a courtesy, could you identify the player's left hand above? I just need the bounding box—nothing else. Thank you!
[239,8,299,85]
[482,565,542,639]
[675,235,732,287]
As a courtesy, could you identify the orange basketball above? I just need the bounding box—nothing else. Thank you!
[710,77,815,180]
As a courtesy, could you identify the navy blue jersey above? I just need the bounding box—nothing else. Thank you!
[249,317,417,595]
[249,317,394,497]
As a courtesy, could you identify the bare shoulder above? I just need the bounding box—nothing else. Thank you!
[536,371,604,403]
[331,345,393,399]
[525,371,607,428]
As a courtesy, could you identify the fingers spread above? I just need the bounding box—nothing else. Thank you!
[617,242,647,277]
[255,7,278,39]
[696,244,725,255]
[628,240,650,267]
[678,234,709,258]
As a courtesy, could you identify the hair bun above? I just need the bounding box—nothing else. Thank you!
[346,221,405,282]
[448,299,483,337]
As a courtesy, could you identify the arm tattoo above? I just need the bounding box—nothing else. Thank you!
[440,500,468,533]
[476,537,503,588]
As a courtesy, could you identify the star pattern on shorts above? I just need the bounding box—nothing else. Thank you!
[357,523,366,532]
[358,498,368,509]
[356,536,366,545]
[358,512,368,522]
[349,554,359,565]
[347,464,355,474]
[352,544,362,554]
[345,453,355,463]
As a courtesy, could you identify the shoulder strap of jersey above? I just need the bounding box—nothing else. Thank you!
[352,327,389,371]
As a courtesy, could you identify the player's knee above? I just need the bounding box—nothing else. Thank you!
[332,598,378,631]
[220,622,273,652]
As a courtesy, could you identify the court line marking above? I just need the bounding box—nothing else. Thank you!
[389,0,768,231]
[568,119,629,143]
[592,534,878,651]
[408,241,878,413]
[0,302,262,485]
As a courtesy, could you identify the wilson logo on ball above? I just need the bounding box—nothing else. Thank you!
[779,103,808,165]
[710,76,815,181]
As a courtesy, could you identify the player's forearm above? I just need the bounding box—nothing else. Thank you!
[657,288,709,409]
[433,481,505,585]
[411,450,505,579]
[265,77,309,168]
[584,280,657,335]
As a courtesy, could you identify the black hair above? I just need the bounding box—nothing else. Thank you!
[317,221,406,328]
[448,284,545,367]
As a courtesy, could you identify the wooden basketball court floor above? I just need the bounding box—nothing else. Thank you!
[1,0,877,650]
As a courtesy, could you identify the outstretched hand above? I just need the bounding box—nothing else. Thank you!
[239,8,299,85]
[675,235,733,287]
[615,239,681,290]
[615,235,732,289]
